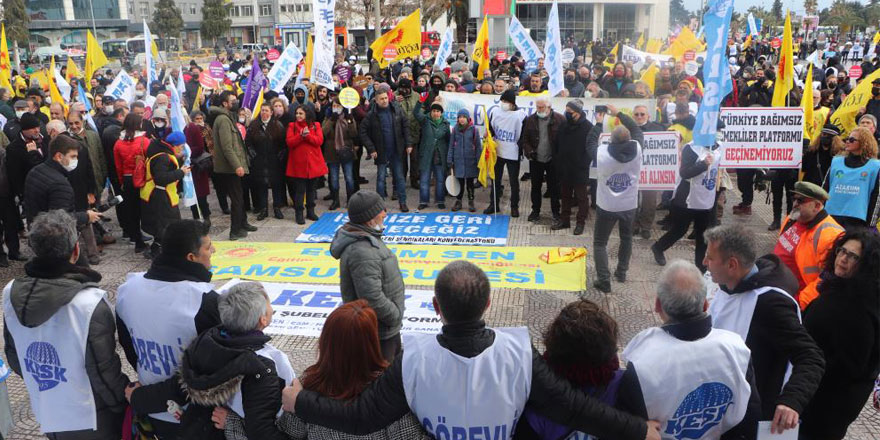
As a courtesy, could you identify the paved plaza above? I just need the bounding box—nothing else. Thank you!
[1,169,879,439]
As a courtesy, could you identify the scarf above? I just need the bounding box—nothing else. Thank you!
[334,116,350,153]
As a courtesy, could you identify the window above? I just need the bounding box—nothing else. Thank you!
[228,6,239,17]
[303,4,310,12]
[604,4,636,41]
[294,4,302,12]
[140,1,149,17]
[190,3,197,15]
[260,4,272,16]
[26,0,65,20]
[241,5,253,16]
[279,5,286,13]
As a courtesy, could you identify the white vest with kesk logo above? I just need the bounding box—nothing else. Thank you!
[674,143,722,210]
[623,326,752,440]
[489,107,527,161]
[116,272,213,423]
[402,327,532,440]
[228,343,296,418]
[2,280,105,434]
[597,141,642,212]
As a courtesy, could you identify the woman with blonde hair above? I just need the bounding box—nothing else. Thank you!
[823,126,880,229]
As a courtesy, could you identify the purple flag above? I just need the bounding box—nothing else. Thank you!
[242,58,266,111]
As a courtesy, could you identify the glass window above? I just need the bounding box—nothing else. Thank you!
[517,4,591,42]
[73,0,121,19]
[190,4,197,15]
[140,1,149,17]
[295,4,302,12]
[228,6,239,17]
[242,5,253,16]
[27,0,65,20]
[604,4,636,41]
[303,4,310,12]
[260,4,272,16]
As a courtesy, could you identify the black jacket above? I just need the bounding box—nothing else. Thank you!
[639,121,667,132]
[294,320,648,440]
[519,111,565,161]
[6,133,46,198]
[800,271,880,438]
[141,139,184,238]
[358,102,411,165]
[245,118,286,184]
[720,254,825,419]
[553,113,594,184]
[23,159,88,225]
[66,133,97,210]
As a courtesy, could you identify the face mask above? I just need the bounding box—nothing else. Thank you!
[333,107,343,114]
[196,121,205,127]
[789,207,801,221]
[715,132,724,143]
[501,102,513,111]
[136,90,145,98]
[15,111,25,119]
[192,74,199,80]
[565,112,575,124]
[274,108,283,116]
[565,76,575,83]
[413,85,425,93]
[873,87,880,96]
[103,106,113,115]
[238,117,246,123]
[154,121,166,128]
[372,223,384,233]
[536,111,549,118]
[63,158,78,172]
[828,82,836,89]
[296,95,305,104]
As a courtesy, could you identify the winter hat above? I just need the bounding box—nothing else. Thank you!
[565,99,584,114]
[165,131,186,146]
[152,107,168,120]
[500,89,517,105]
[430,103,444,112]
[398,78,412,88]
[20,113,40,131]
[347,190,385,224]
[821,123,841,136]
[457,108,471,119]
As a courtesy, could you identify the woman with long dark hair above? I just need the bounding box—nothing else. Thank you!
[285,106,327,225]
[245,103,286,220]
[113,112,151,253]
[800,228,880,439]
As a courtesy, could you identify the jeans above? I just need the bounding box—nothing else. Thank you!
[216,173,245,233]
[377,160,407,203]
[736,169,756,206]
[635,190,659,232]
[328,161,355,200]
[490,158,520,208]
[655,206,713,271]
[420,164,446,204]
[530,160,559,216]
[593,207,636,283]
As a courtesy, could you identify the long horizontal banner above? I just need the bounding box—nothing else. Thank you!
[439,92,655,133]
[296,212,510,246]
[219,280,442,336]
[211,242,586,291]
[620,45,707,71]
[718,107,803,168]
[590,131,681,190]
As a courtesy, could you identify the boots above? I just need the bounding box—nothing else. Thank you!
[329,192,340,211]
[295,210,305,225]
[468,198,476,212]
[256,209,268,221]
[274,208,284,219]
[306,208,319,221]
[452,199,462,211]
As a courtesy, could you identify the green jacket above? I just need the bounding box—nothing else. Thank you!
[413,100,450,172]
[209,106,249,175]
[397,92,422,146]
[74,128,107,193]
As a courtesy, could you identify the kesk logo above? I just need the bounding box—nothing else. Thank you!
[665,382,733,439]
[702,168,718,190]
[606,173,633,193]
[24,342,67,391]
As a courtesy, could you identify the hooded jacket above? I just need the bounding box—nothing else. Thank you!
[330,223,405,340]
[718,254,825,419]
[586,113,644,168]
[210,106,249,175]
[4,257,129,437]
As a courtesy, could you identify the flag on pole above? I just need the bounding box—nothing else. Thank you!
[544,0,564,96]
[646,38,663,54]
[640,62,658,93]
[48,57,68,112]
[472,15,490,80]
[771,11,793,107]
[802,65,816,140]
[691,0,733,147]
[66,57,81,83]
[370,9,422,69]
[743,35,752,49]
[477,107,496,188]
[299,34,314,85]
[0,25,12,93]
[77,82,99,131]
[433,28,454,71]
[243,57,266,111]
[177,67,186,104]
[748,13,759,36]
[52,60,72,102]
[167,81,198,207]
[251,89,265,119]
[85,30,109,90]
[144,21,158,88]
[191,85,203,113]
[636,33,645,50]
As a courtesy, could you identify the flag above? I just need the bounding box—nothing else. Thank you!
[641,62,658,93]
[802,64,816,140]
[477,107,496,187]
[0,25,12,93]
[509,16,541,72]
[370,9,422,69]
[191,85,203,113]
[830,66,880,134]
[434,27,454,71]
[251,89,265,119]
[168,81,197,207]
[66,57,81,83]
[85,30,108,90]
[544,1,564,96]
[743,35,752,49]
[77,82,98,131]
[177,67,186,104]
[243,57,265,111]
[691,0,733,147]
[748,13,759,36]
[646,38,663,54]
[771,11,793,107]
[873,31,880,45]
[472,15,490,80]
[509,0,516,16]
[636,33,645,50]
[144,21,158,88]
[48,57,68,111]
[301,34,314,82]
[664,26,702,59]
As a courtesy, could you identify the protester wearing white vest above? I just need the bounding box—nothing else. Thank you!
[117,219,221,438]
[587,107,643,293]
[3,210,130,438]
[624,260,760,439]
[285,261,662,440]
[703,224,825,434]
[485,89,528,217]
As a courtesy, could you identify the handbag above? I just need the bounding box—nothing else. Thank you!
[192,151,214,173]
[132,137,149,188]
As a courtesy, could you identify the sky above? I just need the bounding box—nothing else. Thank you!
[682,0,836,14]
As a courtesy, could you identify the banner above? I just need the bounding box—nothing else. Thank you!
[620,45,687,71]
[433,28,454,71]
[718,107,803,168]
[219,280,442,336]
[211,242,587,291]
[267,41,304,92]
[104,69,136,103]
[748,13,758,36]
[144,20,158,88]
[509,17,542,73]
[692,0,733,147]
[296,212,511,245]
[589,132,680,190]
[544,1,564,96]
[311,0,336,88]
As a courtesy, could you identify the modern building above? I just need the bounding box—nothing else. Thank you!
[27,0,130,47]
[127,0,203,49]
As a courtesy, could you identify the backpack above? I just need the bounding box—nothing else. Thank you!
[131,137,149,188]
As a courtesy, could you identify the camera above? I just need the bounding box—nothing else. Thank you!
[595,105,608,114]
[96,195,123,213]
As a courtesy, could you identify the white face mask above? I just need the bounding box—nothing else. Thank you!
[536,111,549,118]
[332,107,343,114]
[63,158,78,172]
[103,106,113,115]
[501,102,513,111]
[154,121,166,128]
[15,111,25,119]
[372,223,384,233]
[136,90,145,98]
[239,117,246,123]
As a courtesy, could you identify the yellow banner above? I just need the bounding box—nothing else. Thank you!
[370,9,421,69]
[211,242,586,291]
[473,15,490,80]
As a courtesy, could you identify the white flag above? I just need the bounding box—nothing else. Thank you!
[144,21,158,88]
[509,17,542,72]
[53,65,71,102]
[544,1,564,97]
[434,28,454,71]
[748,13,758,37]
[267,41,304,92]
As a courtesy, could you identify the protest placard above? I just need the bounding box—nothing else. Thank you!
[719,107,803,168]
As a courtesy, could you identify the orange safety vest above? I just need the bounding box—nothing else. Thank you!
[778,213,844,310]
[139,153,180,207]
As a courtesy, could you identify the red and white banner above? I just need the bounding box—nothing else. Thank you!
[718,107,803,168]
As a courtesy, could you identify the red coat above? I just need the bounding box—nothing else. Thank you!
[286,120,328,179]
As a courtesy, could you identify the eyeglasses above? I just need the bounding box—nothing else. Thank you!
[844,137,858,143]
[792,196,810,205]
[633,112,647,116]
[836,246,861,263]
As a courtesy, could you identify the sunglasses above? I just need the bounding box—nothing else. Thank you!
[792,196,810,204]
[844,137,858,143]
[633,112,647,116]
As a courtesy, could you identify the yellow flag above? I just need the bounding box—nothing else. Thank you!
[802,65,815,140]
[251,88,264,119]
[370,9,422,69]
[640,62,658,94]
[873,31,880,45]
[664,27,702,59]
[771,12,793,107]
[29,70,49,91]
[830,66,880,135]
[48,57,67,114]
[743,35,752,49]
[477,106,497,187]
[191,85,203,113]
[636,33,645,50]
[66,57,81,83]
[610,42,619,58]
[85,30,109,90]
[303,34,314,78]
[472,15,490,80]
[151,39,160,59]
[0,25,12,93]
[646,38,663,54]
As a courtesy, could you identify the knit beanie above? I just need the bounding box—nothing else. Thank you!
[500,89,517,105]
[19,113,40,131]
[347,190,385,224]
[566,99,584,114]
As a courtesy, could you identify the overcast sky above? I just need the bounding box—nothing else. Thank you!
[682,0,836,14]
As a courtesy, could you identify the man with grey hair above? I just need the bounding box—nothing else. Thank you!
[623,259,759,439]
[703,224,825,434]
[3,210,129,438]
[520,96,565,222]
[585,104,643,292]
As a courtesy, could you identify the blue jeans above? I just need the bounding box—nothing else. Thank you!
[328,161,355,199]
[377,160,407,203]
[420,164,446,204]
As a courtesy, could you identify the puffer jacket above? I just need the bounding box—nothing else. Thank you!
[3,257,129,438]
[330,223,405,340]
[447,121,481,179]
[23,159,88,225]
[554,111,594,184]
[210,106,249,175]
[321,114,358,164]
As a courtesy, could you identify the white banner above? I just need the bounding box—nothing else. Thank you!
[544,1,564,97]
[104,69,136,103]
[509,17,542,72]
[311,0,336,88]
[433,28,454,71]
[144,20,158,88]
[589,131,680,190]
[219,280,442,337]
[718,107,803,168]
[620,46,676,71]
[748,13,758,36]
[53,65,71,102]
[268,41,304,92]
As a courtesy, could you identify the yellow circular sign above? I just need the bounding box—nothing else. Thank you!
[339,87,360,109]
